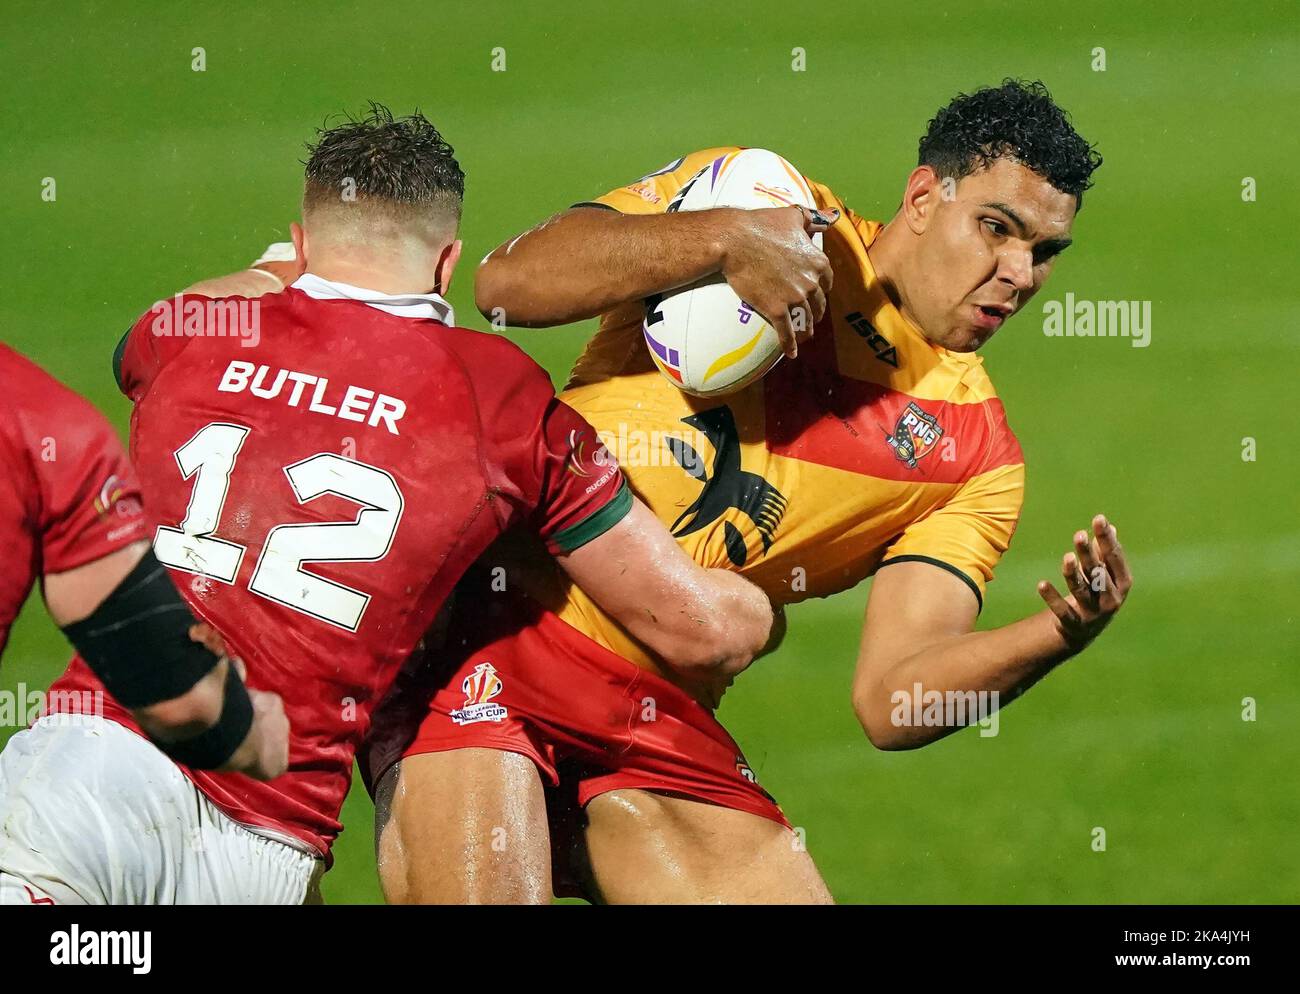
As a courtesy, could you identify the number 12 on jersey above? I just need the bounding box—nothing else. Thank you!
[153,422,405,631]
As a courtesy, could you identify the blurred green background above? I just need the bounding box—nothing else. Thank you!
[1,0,1296,903]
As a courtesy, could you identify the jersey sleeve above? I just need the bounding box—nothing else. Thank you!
[878,461,1025,611]
[113,294,207,401]
[469,337,631,554]
[3,357,150,575]
[576,147,742,216]
[528,397,632,554]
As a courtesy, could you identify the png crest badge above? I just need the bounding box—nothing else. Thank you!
[886,402,944,469]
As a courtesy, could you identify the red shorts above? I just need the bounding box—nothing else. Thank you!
[362,588,787,833]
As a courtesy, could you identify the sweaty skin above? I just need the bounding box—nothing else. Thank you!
[376,750,550,905]
[375,754,831,904]
[866,157,1076,352]
[379,151,1131,905]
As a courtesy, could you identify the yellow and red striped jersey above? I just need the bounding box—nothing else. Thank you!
[516,147,1025,669]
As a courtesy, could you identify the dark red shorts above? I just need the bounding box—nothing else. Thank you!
[362,588,787,832]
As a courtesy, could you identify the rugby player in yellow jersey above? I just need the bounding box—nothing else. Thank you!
[364,79,1134,903]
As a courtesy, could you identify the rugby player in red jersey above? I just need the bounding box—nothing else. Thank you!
[0,105,772,904]
[0,345,291,903]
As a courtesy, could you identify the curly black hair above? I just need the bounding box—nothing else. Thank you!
[303,101,464,216]
[918,79,1101,206]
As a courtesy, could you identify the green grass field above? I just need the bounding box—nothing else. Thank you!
[1,0,1296,903]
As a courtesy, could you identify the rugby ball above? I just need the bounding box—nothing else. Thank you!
[642,148,820,397]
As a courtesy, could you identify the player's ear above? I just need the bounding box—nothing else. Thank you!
[435,239,463,296]
[291,221,307,264]
[901,165,942,234]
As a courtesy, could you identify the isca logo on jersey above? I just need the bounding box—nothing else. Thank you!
[450,662,509,726]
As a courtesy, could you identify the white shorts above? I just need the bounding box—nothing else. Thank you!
[0,715,321,905]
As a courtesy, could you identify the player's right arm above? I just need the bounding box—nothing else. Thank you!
[475,151,836,357]
[557,497,773,708]
[466,334,773,707]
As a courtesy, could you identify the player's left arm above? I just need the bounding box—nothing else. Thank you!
[47,548,291,781]
[853,514,1133,749]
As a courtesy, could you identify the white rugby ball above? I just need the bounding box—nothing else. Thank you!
[642,148,820,397]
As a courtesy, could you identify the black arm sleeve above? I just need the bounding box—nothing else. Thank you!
[60,548,220,708]
[61,548,259,769]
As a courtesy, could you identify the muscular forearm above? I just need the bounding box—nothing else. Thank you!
[855,608,1073,750]
[854,518,1133,751]
[475,207,735,326]
[559,498,772,706]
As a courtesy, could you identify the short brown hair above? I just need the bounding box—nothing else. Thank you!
[303,102,464,227]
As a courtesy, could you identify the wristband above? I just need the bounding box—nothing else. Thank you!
[160,662,255,770]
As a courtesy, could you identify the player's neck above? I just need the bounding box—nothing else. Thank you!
[867,216,923,337]
[304,249,441,298]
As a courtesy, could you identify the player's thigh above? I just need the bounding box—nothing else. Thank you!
[374,747,551,904]
[582,789,833,904]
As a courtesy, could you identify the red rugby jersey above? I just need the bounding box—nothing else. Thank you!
[0,344,147,658]
[48,277,629,858]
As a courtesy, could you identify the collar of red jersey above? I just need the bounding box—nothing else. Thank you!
[290,273,455,325]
